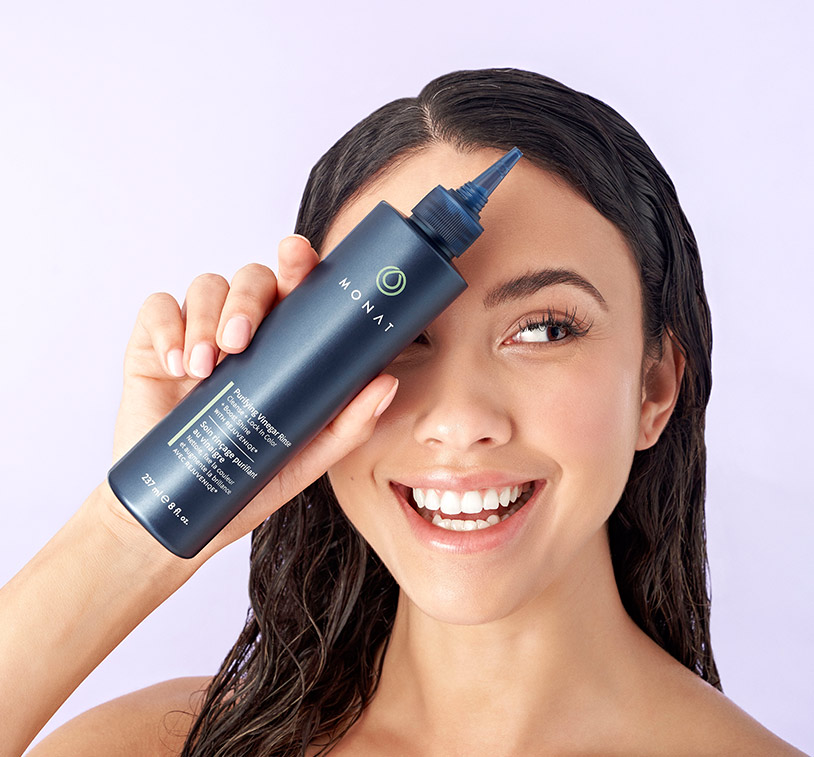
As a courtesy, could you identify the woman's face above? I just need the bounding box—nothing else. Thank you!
[324,144,650,625]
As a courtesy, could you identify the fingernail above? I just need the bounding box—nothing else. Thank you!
[167,348,185,377]
[189,343,216,378]
[222,316,251,350]
[373,379,399,418]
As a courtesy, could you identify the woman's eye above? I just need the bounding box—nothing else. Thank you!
[513,321,571,343]
[509,309,592,345]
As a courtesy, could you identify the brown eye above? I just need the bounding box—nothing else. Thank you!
[511,308,593,345]
[515,321,571,343]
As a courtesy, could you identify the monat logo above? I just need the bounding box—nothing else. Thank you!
[338,273,398,332]
[375,266,407,296]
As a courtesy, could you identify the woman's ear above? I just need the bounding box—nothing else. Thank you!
[636,331,686,451]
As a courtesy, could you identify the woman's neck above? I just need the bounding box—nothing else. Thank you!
[356,527,669,754]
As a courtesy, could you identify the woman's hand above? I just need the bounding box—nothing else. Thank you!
[108,234,398,562]
[112,235,324,460]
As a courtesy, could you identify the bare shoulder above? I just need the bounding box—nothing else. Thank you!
[26,676,212,757]
[647,661,806,756]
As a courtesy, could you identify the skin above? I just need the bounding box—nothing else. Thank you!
[6,144,803,756]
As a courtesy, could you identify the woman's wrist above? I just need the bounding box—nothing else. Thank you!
[81,480,203,585]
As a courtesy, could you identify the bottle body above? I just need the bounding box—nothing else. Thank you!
[108,202,466,557]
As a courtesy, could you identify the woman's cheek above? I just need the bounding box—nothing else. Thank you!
[326,411,401,526]
[560,362,639,450]
[525,356,642,508]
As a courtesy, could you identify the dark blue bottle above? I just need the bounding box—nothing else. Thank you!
[108,148,523,557]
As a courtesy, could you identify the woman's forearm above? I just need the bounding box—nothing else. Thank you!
[0,482,197,757]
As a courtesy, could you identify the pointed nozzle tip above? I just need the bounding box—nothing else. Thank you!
[472,147,523,197]
[408,147,524,259]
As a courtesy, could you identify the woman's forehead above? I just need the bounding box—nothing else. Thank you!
[321,143,639,303]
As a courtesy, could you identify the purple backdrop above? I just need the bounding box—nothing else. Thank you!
[1,1,811,751]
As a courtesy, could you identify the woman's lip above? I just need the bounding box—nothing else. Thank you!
[388,479,546,555]
[393,473,541,492]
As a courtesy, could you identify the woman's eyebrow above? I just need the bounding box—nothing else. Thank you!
[482,267,608,311]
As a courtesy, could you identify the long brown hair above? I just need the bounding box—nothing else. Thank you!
[181,68,718,756]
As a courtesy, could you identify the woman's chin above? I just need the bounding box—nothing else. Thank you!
[395,578,539,628]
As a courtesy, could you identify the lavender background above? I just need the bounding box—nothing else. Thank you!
[1,1,811,752]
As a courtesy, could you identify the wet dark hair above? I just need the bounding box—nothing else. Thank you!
[181,67,717,756]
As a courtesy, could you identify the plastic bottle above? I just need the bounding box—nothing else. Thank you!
[108,148,523,557]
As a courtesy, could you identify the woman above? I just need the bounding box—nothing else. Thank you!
[3,68,802,756]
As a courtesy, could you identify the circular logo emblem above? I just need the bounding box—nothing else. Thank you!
[375,266,407,296]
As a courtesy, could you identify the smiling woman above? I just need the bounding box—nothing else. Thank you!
[178,71,800,755]
[5,68,804,757]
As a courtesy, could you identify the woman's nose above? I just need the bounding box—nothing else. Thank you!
[411,354,513,452]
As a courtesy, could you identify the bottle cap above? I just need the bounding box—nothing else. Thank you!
[410,147,523,258]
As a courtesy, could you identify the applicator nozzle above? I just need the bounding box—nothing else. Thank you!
[455,146,523,215]
[409,147,523,259]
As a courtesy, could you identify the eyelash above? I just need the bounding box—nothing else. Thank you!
[512,306,593,344]
[410,307,593,348]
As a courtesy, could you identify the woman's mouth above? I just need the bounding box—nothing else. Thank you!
[393,481,540,531]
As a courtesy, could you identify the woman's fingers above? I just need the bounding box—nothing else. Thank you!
[129,234,319,383]
[210,236,319,359]
[275,234,320,300]
[132,292,186,378]
[215,263,278,354]
[180,273,230,378]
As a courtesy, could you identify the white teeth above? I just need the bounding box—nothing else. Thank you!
[439,491,462,515]
[423,490,440,511]
[430,511,517,531]
[417,484,535,531]
[414,483,529,517]
[461,491,483,514]
[499,487,514,507]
